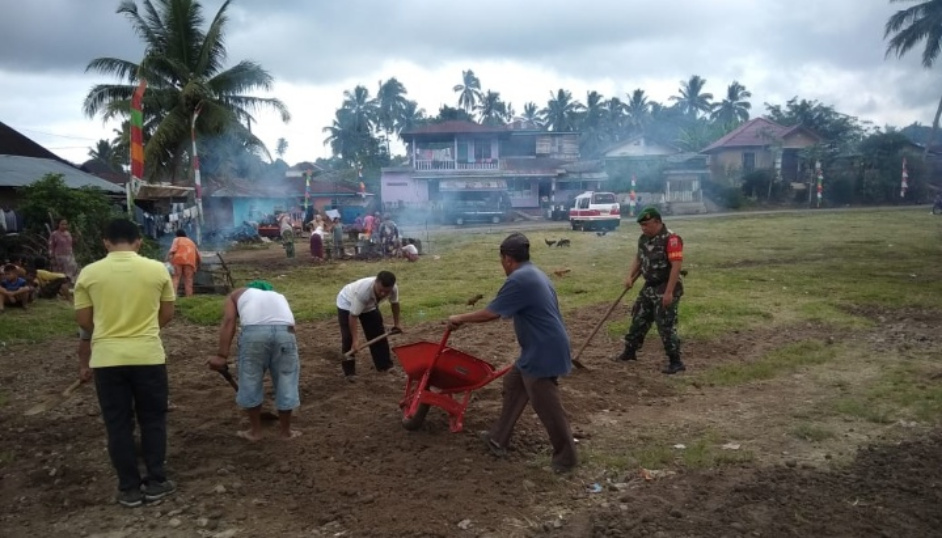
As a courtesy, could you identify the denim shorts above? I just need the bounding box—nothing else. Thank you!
[236,325,300,411]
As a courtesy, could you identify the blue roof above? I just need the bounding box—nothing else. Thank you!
[0,155,124,193]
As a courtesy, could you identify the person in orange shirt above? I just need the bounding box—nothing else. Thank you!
[167,230,200,297]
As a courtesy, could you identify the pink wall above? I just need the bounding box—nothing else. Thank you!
[381,171,428,205]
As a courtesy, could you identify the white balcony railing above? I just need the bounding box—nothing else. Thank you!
[414,159,499,171]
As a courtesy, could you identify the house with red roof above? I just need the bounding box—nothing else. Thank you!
[700,117,821,184]
[380,120,608,219]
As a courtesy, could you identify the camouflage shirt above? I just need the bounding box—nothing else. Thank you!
[637,225,684,295]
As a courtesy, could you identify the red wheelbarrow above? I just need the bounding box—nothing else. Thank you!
[393,328,511,433]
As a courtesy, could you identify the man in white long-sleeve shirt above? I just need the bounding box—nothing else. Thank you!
[336,271,402,379]
[207,280,300,442]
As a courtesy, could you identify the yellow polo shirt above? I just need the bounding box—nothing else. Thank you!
[74,251,175,368]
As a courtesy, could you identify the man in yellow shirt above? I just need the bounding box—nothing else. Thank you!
[26,257,72,300]
[74,218,176,508]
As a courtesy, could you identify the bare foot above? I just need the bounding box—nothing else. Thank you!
[279,429,302,440]
[236,430,263,442]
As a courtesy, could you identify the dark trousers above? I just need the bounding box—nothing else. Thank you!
[94,365,169,492]
[489,366,578,470]
[337,308,392,375]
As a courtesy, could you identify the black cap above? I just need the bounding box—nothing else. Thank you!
[500,232,530,254]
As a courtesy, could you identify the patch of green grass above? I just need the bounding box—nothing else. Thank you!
[0,390,7,407]
[834,361,942,424]
[0,450,14,466]
[0,300,75,344]
[832,397,896,424]
[585,431,753,472]
[790,422,837,442]
[696,340,840,386]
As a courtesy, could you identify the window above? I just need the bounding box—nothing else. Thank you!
[474,140,492,160]
[591,193,616,204]
[742,152,756,173]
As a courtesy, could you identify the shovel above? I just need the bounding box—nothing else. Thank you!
[343,327,403,358]
[24,379,83,416]
[217,365,280,422]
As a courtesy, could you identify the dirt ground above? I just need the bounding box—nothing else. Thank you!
[1,286,940,536]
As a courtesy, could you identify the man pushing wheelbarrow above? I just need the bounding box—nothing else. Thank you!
[446,233,578,474]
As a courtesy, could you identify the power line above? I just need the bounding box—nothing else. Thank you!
[16,128,101,142]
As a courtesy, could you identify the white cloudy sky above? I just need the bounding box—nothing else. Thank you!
[0,0,938,166]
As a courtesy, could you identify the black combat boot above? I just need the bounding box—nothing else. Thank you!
[661,356,686,374]
[613,346,638,362]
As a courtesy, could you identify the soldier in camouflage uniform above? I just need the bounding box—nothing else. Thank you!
[614,206,686,374]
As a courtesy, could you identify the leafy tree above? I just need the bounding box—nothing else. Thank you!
[431,105,475,123]
[541,89,584,132]
[857,131,928,202]
[83,0,290,182]
[453,69,482,113]
[18,174,123,264]
[515,102,543,128]
[669,75,714,118]
[885,0,942,158]
[711,81,752,128]
[765,98,867,155]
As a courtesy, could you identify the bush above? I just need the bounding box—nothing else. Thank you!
[18,174,123,265]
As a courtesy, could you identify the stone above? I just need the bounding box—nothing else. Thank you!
[457,519,472,530]
[168,518,182,528]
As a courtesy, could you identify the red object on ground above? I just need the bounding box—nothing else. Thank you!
[393,329,511,433]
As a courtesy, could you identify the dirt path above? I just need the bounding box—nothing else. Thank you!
[0,305,939,537]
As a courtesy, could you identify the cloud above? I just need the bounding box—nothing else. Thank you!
[0,0,938,165]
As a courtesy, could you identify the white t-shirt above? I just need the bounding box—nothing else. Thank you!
[402,244,418,256]
[237,288,295,326]
[336,276,399,316]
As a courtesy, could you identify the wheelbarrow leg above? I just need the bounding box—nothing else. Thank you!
[448,390,475,433]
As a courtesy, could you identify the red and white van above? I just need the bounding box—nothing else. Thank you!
[569,191,621,231]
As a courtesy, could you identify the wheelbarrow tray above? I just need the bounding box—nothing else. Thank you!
[393,339,510,433]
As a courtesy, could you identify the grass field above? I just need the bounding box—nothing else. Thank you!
[4,208,941,344]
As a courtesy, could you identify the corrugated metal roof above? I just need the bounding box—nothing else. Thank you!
[0,155,124,193]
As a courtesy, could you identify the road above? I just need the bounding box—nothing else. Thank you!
[399,204,934,241]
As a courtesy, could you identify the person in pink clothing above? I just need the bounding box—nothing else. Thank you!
[362,213,376,239]
[48,218,79,280]
[167,230,200,297]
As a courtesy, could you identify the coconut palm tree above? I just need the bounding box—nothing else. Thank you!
[604,97,626,136]
[396,100,427,137]
[669,75,714,118]
[453,69,483,113]
[711,81,752,128]
[341,85,379,133]
[83,0,290,182]
[516,102,543,128]
[625,89,652,134]
[376,77,409,137]
[88,139,121,169]
[476,90,508,126]
[885,0,942,158]
[275,138,288,160]
[541,89,583,132]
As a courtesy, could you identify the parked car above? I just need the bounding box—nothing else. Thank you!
[569,191,621,231]
[444,200,508,226]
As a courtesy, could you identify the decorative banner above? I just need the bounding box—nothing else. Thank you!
[126,77,147,214]
[900,157,909,198]
[191,103,204,245]
[815,160,823,208]
[629,175,637,216]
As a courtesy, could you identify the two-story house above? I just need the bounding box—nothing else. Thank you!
[380,121,608,215]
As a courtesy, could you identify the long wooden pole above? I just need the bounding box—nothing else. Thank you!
[572,287,630,365]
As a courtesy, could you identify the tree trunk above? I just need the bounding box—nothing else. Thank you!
[924,92,942,161]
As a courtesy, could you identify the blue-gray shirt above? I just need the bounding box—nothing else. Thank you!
[486,262,572,377]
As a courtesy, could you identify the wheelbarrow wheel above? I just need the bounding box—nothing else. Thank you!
[401,404,431,431]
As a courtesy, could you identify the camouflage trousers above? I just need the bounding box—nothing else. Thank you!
[624,285,682,362]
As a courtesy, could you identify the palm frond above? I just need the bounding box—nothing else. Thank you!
[85,57,142,83]
[195,0,231,76]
